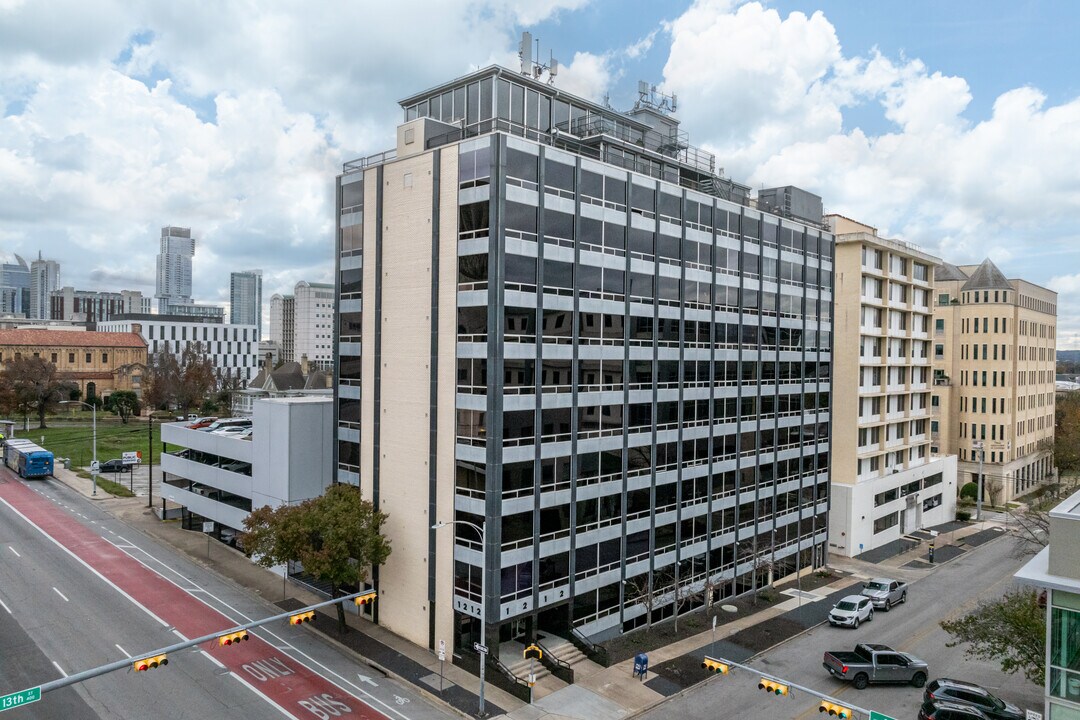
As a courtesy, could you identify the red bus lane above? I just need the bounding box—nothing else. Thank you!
[0,478,388,720]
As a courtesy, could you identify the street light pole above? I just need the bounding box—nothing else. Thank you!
[433,519,486,717]
[974,440,985,522]
[62,401,96,496]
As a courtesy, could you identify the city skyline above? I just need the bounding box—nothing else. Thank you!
[3,2,1079,344]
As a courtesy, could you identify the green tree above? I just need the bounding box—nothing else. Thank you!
[1054,394,1080,477]
[241,485,391,634]
[0,356,73,429]
[940,588,1045,685]
[104,390,141,424]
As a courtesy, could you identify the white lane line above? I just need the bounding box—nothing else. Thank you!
[53,587,69,602]
[172,629,188,641]
[0,597,10,614]
[0,496,170,628]
[52,661,67,677]
[8,546,20,557]
[200,650,225,669]
[229,672,300,719]
[112,541,416,720]
[115,644,131,658]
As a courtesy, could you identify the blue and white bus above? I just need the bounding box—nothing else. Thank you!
[4,438,54,479]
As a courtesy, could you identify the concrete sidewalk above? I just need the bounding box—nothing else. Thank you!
[45,467,1012,720]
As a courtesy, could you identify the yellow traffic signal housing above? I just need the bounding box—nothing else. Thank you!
[289,610,316,625]
[218,630,249,646]
[354,590,378,607]
[133,654,168,672]
[523,644,543,661]
[758,678,789,696]
[819,700,852,718]
[701,656,729,674]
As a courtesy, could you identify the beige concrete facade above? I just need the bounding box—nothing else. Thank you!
[354,146,460,651]
[826,215,957,556]
[932,260,1056,504]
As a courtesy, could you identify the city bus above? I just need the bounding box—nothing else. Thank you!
[3,438,55,479]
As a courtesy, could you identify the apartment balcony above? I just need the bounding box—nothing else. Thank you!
[933,377,951,387]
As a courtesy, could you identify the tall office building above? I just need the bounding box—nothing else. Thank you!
[0,254,30,316]
[269,293,295,365]
[156,226,195,313]
[933,259,1057,504]
[29,252,60,320]
[334,66,834,660]
[230,269,263,333]
[825,215,957,557]
[270,281,332,367]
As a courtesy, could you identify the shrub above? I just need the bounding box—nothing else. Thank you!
[960,482,979,500]
[956,509,972,522]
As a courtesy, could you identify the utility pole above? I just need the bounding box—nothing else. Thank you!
[974,441,985,522]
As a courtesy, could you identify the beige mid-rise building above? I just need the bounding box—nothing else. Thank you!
[826,215,958,557]
[932,259,1057,505]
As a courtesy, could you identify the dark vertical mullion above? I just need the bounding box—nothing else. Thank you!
[568,154,582,623]
[673,190,688,603]
[484,136,506,645]
[822,229,837,566]
[427,150,441,651]
[371,164,385,623]
[617,173,632,628]
[332,174,343,484]
[532,147,545,619]
[705,198,718,584]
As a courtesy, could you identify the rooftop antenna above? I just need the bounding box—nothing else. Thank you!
[635,81,678,115]
[518,31,559,85]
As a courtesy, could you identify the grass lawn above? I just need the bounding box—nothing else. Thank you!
[71,468,136,498]
[12,413,164,469]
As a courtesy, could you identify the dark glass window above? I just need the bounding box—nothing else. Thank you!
[505,255,536,286]
[543,259,573,291]
[341,181,363,210]
[544,160,574,193]
[478,79,492,121]
[506,149,538,183]
[458,254,488,285]
[459,202,490,235]
[340,269,362,295]
[496,79,511,120]
[340,355,361,380]
[340,312,361,337]
[544,208,573,241]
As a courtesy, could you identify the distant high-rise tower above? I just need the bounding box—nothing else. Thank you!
[29,251,60,320]
[230,269,263,334]
[269,292,295,364]
[0,254,30,316]
[156,226,195,313]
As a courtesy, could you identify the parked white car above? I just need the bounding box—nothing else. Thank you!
[829,595,874,628]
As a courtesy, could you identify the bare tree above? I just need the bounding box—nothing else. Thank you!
[624,573,659,632]
[1009,507,1050,558]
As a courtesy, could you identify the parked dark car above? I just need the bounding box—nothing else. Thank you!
[923,679,1023,720]
[99,459,131,474]
[918,700,992,720]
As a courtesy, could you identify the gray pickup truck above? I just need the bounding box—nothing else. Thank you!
[823,643,928,690]
[860,578,908,610]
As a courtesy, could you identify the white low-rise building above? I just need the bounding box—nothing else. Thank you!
[99,313,259,385]
[160,396,334,542]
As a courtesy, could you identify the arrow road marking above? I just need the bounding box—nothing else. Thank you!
[357,674,379,687]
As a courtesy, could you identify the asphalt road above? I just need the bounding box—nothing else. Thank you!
[639,532,1043,720]
[0,471,454,720]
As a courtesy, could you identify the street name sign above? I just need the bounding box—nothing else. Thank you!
[0,687,41,713]
[870,712,897,720]
[473,642,488,655]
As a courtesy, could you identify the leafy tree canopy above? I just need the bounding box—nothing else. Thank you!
[940,588,1045,686]
[241,484,391,632]
[0,356,74,429]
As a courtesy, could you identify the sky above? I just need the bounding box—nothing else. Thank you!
[2,0,1079,343]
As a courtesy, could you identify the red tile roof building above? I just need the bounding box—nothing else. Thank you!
[0,329,149,400]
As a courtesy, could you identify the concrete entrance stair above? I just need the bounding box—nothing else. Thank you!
[537,633,605,682]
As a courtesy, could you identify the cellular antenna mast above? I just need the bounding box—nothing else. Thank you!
[635,80,678,115]
[519,31,559,85]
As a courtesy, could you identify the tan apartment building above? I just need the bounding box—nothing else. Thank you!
[825,215,958,557]
[0,328,149,400]
[933,259,1056,504]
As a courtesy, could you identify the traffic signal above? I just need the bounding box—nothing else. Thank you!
[758,678,789,696]
[819,700,852,718]
[523,644,543,661]
[218,630,249,646]
[133,654,168,672]
[354,590,377,607]
[701,656,729,674]
[289,610,315,625]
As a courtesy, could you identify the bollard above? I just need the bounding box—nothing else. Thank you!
[928,541,935,564]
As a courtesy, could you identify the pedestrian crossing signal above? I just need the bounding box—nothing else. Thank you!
[523,644,543,661]
[133,654,168,672]
[758,678,788,696]
[819,700,851,718]
[701,656,729,674]
[218,630,249,646]
[289,610,315,625]
[354,591,377,607]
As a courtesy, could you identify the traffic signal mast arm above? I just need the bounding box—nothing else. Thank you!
[14,591,372,699]
[700,654,872,719]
